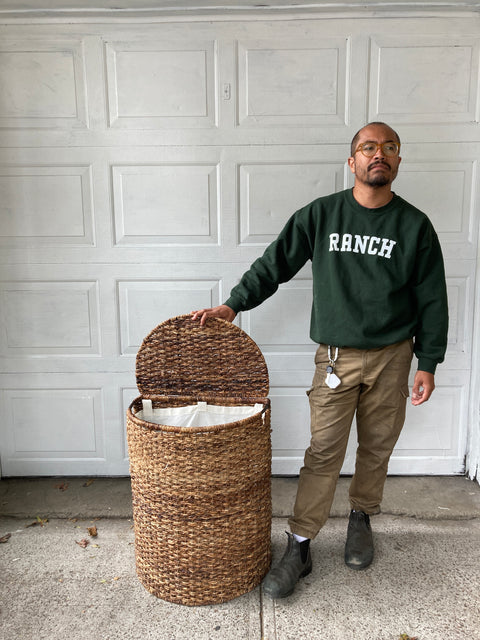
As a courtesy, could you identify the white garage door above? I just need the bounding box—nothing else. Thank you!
[0,12,478,476]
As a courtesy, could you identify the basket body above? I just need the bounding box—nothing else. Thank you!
[126,315,272,606]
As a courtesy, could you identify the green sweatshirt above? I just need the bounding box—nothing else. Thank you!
[225,188,448,374]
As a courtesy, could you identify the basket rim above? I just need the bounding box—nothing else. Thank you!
[127,395,270,434]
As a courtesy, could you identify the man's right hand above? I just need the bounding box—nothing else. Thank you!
[191,305,236,326]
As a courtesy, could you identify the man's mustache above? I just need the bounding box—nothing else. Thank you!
[368,161,391,171]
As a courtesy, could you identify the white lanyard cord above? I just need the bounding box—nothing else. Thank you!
[328,345,338,363]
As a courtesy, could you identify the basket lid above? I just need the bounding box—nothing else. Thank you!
[136,314,269,399]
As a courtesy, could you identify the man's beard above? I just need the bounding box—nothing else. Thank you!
[366,173,390,187]
[366,162,394,187]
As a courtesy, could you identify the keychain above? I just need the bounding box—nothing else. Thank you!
[325,346,341,389]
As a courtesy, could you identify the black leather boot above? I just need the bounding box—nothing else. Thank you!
[344,509,374,570]
[262,532,312,598]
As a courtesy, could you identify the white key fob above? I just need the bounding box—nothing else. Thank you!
[326,372,341,389]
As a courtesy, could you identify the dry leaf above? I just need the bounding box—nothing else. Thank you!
[0,533,11,543]
[83,479,95,487]
[399,635,419,640]
[26,516,48,528]
[76,538,90,548]
[54,482,69,492]
[87,526,98,537]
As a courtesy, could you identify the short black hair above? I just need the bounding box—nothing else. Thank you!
[350,122,401,156]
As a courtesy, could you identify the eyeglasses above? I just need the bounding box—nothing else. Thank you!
[354,141,400,157]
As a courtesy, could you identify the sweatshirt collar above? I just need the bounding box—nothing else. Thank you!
[346,187,398,214]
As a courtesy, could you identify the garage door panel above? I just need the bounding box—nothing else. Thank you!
[444,262,476,370]
[237,36,350,127]
[0,165,94,247]
[369,35,480,125]
[0,37,88,129]
[0,374,135,476]
[0,387,105,477]
[112,162,219,246]
[104,38,218,129]
[0,280,101,357]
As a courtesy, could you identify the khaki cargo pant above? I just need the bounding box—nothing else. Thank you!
[289,339,413,540]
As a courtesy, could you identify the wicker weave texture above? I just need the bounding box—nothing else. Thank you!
[127,397,272,605]
[127,316,272,606]
[135,315,269,399]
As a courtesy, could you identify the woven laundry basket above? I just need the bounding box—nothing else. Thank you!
[126,314,272,606]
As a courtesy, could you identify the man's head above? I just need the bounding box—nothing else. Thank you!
[348,122,401,188]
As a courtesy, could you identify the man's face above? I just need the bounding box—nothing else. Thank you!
[347,124,401,188]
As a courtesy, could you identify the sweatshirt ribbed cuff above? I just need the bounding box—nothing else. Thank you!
[417,358,438,375]
[223,297,243,314]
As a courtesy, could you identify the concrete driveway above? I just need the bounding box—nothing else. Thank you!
[1,476,479,640]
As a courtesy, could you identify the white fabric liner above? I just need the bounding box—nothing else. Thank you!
[137,400,265,428]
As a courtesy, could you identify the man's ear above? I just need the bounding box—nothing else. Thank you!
[347,156,356,174]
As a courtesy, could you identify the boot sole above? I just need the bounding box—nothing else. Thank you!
[344,556,373,570]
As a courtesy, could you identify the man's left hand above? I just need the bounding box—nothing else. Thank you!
[411,370,435,406]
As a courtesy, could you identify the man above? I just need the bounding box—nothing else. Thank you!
[191,122,448,599]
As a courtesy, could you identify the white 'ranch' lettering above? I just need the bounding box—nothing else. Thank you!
[329,233,340,251]
[368,236,381,254]
[340,234,352,252]
[329,233,396,259]
[378,238,397,259]
[353,235,369,254]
